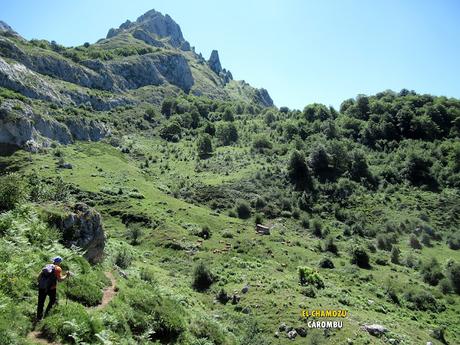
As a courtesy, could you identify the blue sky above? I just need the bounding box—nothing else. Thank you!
[2,0,460,109]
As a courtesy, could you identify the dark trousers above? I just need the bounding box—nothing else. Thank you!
[37,288,57,320]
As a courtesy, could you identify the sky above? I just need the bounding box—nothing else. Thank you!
[2,0,460,109]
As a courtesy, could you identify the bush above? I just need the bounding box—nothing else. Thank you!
[236,201,251,219]
[216,122,238,145]
[298,266,324,289]
[64,272,104,306]
[126,225,143,245]
[140,267,158,284]
[447,261,460,294]
[409,234,422,249]
[318,257,334,269]
[197,134,213,158]
[323,236,338,254]
[115,247,133,269]
[192,262,214,291]
[390,246,400,264]
[420,258,444,286]
[116,286,186,342]
[310,218,323,238]
[403,289,444,312]
[190,316,229,345]
[447,234,460,250]
[197,225,212,240]
[252,136,273,152]
[439,278,452,294]
[40,302,103,343]
[0,173,28,212]
[350,246,371,268]
[216,289,230,304]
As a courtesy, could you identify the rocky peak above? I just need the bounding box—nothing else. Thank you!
[106,9,190,50]
[0,20,18,36]
[208,50,222,74]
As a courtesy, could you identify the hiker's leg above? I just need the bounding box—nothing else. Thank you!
[44,289,57,317]
[36,288,47,320]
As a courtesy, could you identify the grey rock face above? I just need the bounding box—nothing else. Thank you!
[0,57,65,103]
[0,100,72,150]
[0,99,110,151]
[254,88,274,107]
[208,50,222,74]
[107,9,190,49]
[58,203,106,264]
[132,29,165,47]
[0,21,16,34]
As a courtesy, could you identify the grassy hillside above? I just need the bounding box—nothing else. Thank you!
[0,89,460,345]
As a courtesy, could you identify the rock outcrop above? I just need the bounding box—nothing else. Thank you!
[254,88,274,107]
[208,50,222,74]
[0,21,17,35]
[107,9,190,51]
[0,99,110,151]
[56,203,106,264]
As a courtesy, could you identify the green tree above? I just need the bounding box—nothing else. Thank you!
[197,134,213,158]
[222,107,234,121]
[216,122,238,145]
[309,144,330,179]
[159,120,182,142]
[288,150,314,191]
[161,97,175,117]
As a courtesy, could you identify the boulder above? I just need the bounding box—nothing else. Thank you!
[362,324,388,337]
[287,330,297,340]
[56,203,106,264]
[295,327,307,337]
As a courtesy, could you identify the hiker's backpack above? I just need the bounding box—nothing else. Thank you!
[38,264,57,290]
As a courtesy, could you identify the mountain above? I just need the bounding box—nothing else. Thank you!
[0,7,460,345]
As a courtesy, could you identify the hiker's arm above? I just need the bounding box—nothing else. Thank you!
[56,270,69,282]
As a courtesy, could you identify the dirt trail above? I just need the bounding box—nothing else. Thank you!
[95,271,117,310]
[27,271,117,345]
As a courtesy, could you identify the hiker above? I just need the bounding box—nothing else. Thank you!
[36,256,70,321]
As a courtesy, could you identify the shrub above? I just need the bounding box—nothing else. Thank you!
[140,267,158,284]
[117,286,186,342]
[252,136,273,152]
[216,289,230,304]
[115,247,133,269]
[40,302,103,343]
[420,258,444,286]
[192,262,214,291]
[221,230,233,239]
[301,286,317,298]
[350,246,371,268]
[318,257,334,269]
[403,289,444,312]
[0,173,28,212]
[298,266,325,289]
[197,134,213,159]
[439,278,452,294]
[126,225,143,245]
[190,316,229,345]
[409,234,422,249]
[323,236,338,254]
[236,201,251,219]
[310,218,323,238]
[447,261,460,294]
[64,272,104,306]
[390,246,400,264]
[197,225,212,240]
[447,234,460,250]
